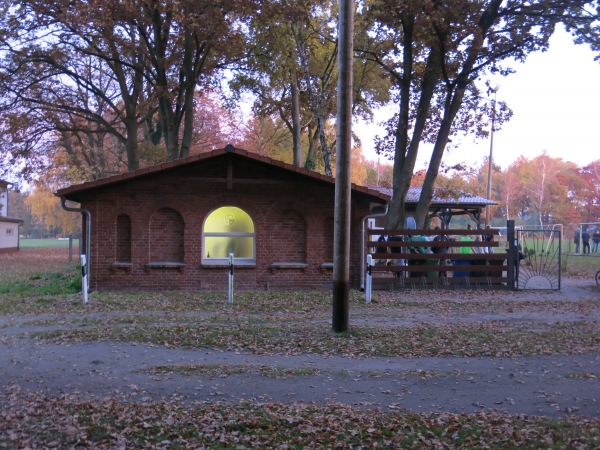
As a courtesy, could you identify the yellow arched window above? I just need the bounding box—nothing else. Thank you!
[203,206,255,265]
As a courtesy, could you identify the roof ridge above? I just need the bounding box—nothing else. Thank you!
[55,146,389,202]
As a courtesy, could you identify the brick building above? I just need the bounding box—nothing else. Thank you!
[56,146,389,291]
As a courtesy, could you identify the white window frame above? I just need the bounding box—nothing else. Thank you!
[202,207,256,266]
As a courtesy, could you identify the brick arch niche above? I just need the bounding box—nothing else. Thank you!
[323,217,334,262]
[149,208,184,262]
[116,214,132,263]
[270,210,307,263]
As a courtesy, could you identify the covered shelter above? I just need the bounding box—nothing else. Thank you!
[372,186,497,227]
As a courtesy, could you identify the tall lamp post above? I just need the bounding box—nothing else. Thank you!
[486,87,498,227]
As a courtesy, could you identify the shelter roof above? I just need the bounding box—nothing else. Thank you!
[370,186,496,207]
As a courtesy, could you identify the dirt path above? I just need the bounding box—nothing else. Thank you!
[2,338,600,417]
[1,278,599,418]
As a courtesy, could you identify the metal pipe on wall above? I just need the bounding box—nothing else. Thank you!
[60,197,91,292]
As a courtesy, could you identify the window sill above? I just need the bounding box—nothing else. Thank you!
[111,262,133,272]
[201,263,256,269]
[145,262,185,272]
[320,262,333,272]
[269,262,308,273]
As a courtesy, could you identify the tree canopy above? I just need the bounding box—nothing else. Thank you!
[0,0,257,182]
[357,0,598,227]
[0,0,598,226]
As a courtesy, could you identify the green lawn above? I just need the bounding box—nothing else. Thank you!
[20,238,80,249]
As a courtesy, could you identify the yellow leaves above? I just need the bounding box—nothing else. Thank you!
[25,185,80,236]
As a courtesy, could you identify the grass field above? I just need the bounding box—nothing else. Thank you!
[20,238,80,249]
[4,239,599,283]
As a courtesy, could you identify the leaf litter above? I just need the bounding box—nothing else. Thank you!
[2,254,600,447]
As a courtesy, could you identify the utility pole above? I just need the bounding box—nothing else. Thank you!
[486,87,497,226]
[332,0,354,333]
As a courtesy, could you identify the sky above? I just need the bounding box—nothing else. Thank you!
[356,26,600,171]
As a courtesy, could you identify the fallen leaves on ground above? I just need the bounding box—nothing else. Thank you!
[33,319,600,358]
[1,386,599,449]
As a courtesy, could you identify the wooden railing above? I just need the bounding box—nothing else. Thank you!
[366,226,518,290]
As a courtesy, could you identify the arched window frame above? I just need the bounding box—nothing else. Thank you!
[202,206,256,266]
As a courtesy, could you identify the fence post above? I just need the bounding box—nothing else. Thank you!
[507,220,517,290]
[365,254,372,303]
[228,253,234,304]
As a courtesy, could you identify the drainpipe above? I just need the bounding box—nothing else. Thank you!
[360,204,389,291]
[60,197,91,292]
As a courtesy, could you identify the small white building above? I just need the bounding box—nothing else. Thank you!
[0,180,22,253]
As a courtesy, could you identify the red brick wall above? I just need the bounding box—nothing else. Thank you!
[80,157,378,291]
[116,214,131,262]
[269,210,307,263]
[149,208,184,262]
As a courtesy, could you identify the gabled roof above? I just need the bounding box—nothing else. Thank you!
[371,186,496,207]
[56,145,390,203]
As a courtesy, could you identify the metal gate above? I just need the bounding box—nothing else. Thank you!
[517,228,561,290]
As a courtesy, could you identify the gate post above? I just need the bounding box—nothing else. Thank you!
[507,220,517,290]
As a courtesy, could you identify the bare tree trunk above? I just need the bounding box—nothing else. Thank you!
[123,118,140,171]
[316,116,333,176]
[387,1,505,229]
[290,76,302,167]
[294,23,336,176]
[179,35,196,159]
[304,126,319,170]
[385,39,440,229]
[415,85,466,227]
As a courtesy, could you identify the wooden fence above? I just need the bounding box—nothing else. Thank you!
[366,223,518,290]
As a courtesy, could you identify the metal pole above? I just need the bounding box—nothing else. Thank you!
[332,0,354,333]
[486,89,497,226]
[365,254,372,303]
[507,220,517,290]
[80,254,88,304]
[60,197,91,291]
[360,205,388,291]
[228,253,234,305]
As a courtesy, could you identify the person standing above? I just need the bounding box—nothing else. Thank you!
[582,228,590,254]
[483,225,494,254]
[453,231,473,278]
[375,234,389,266]
[574,228,580,254]
[592,229,600,254]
